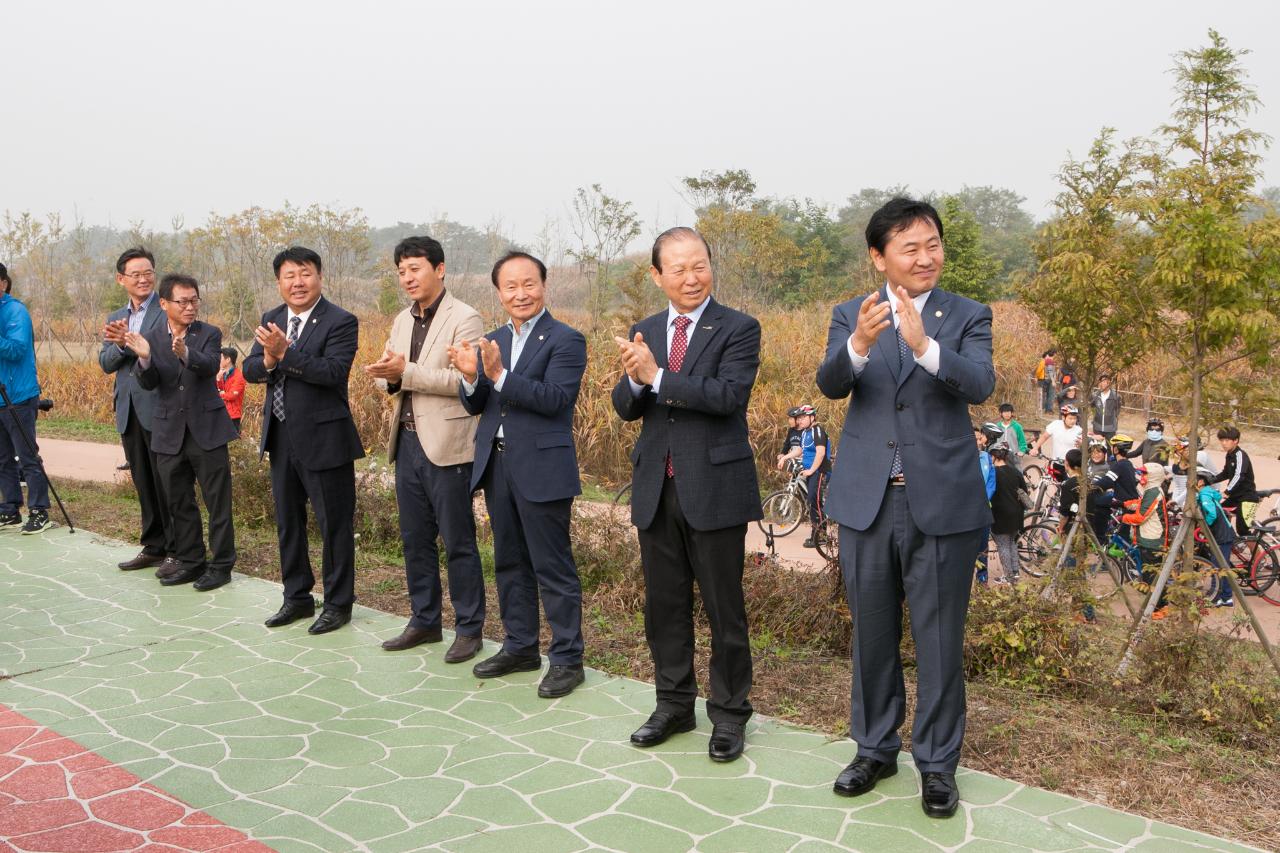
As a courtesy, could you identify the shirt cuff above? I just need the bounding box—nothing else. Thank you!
[847,338,869,377]
[650,368,664,394]
[914,337,941,375]
[138,357,151,370]
[461,377,477,395]
[627,376,646,397]
[494,369,508,392]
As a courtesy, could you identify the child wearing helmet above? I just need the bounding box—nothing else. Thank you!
[1196,469,1236,607]
[1122,463,1171,617]
[1123,418,1171,464]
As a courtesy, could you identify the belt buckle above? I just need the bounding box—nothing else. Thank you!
[494,438,506,452]
[889,475,906,486]
[400,421,416,433]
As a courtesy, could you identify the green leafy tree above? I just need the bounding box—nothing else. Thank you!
[569,184,641,331]
[938,195,1002,303]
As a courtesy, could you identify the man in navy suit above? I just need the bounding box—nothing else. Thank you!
[448,251,587,699]
[244,247,365,635]
[127,274,238,591]
[100,247,176,574]
[611,227,761,763]
[817,198,994,818]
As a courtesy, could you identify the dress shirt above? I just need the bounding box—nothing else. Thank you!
[388,289,446,427]
[266,301,319,374]
[462,308,546,438]
[117,291,157,356]
[847,287,941,376]
[628,295,712,396]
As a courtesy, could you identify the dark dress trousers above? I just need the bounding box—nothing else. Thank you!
[816,285,994,774]
[135,321,238,574]
[611,298,762,725]
[243,297,365,612]
[460,311,586,665]
[99,294,173,556]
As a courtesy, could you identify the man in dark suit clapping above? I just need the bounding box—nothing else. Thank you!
[611,227,762,763]
[817,198,995,818]
[448,251,587,699]
[243,247,365,635]
[125,274,238,591]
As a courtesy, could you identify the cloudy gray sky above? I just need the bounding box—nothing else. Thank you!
[6,0,1278,243]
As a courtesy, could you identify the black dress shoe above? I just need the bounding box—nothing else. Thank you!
[155,557,183,579]
[920,772,959,818]
[537,664,584,698]
[192,570,231,591]
[833,756,898,797]
[265,598,317,628]
[159,564,204,586]
[630,711,697,747]
[308,608,351,635]
[472,651,541,679]
[118,550,166,571]
[381,625,442,651]
[708,722,746,763]
[444,634,484,664]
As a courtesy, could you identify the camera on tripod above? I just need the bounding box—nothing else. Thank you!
[37,398,53,413]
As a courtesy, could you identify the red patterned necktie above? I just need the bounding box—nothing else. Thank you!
[665,315,692,477]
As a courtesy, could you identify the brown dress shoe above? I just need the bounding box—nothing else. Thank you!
[380,625,443,651]
[444,634,484,664]
[118,550,166,571]
[154,557,183,579]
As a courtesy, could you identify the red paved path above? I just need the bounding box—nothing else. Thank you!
[0,705,273,853]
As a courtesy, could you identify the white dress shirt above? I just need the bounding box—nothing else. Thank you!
[462,308,547,437]
[846,287,941,377]
[628,295,712,396]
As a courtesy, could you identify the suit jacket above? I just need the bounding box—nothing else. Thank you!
[99,295,167,433]
[459,311,585,503]
[611,298,763,532]
[378,293,484,466]
[134,320,239,455]
[816,286,995,536]
[242,296,365,471]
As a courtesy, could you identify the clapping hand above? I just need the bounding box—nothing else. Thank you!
[613,332,658,385]
[364,346,406,382]
[448,340,481,383]
[171,333,187,361]
[478,338,503,383]
[894,286,927,356]
[849,292,893,357]
[254,322,289,368]
[103,319,129,346]
[122,331,150,360]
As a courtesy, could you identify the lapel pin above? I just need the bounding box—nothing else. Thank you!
[934,310,943,318]
[702,325,712,330]
[538,335,544,340]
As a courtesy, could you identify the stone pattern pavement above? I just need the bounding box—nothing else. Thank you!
[0,528,1261,852]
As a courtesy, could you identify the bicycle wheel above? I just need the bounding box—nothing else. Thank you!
[613,482,632,506]
[1017,522,1059,578]
[1090,552,1126,599]
[813,518,840,562]
[759,490,804,537]
[1023,464,1043,488]
[1252,545,1280,605]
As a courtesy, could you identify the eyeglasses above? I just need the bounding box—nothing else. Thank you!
[167,298,201,308]
[121,270,155,281]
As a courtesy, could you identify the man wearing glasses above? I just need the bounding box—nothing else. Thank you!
[101,247,176,575]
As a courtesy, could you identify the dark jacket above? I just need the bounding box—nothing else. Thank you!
[100,292,166,432]
[611,299,763,532]
[1215,447,1260,505]
[1089,389,1121,433]
[134,320,238,455]
[990,465,1026,536]
[460,311,585,503]
[816,286,996,535]
[242,297,365,470]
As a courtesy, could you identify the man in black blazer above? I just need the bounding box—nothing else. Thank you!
[243,247,365,635]
[816,198,994,818]
[100,247,176,574]
[126,274,238,591]
[611,227,762,763]
[448,251,587,699]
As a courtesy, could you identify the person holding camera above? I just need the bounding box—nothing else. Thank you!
[0,263,52,533]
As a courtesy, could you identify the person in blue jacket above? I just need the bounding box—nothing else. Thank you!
[973,424,999,583]
[0,264,50,533]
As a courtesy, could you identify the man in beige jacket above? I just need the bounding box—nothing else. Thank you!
[366,236,486,661]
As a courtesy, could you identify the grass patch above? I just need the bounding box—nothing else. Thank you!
[38,415,120,444]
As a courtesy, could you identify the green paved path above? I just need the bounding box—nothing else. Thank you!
[0,529,1260,852]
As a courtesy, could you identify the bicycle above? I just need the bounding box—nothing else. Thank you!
[759,459,809,537]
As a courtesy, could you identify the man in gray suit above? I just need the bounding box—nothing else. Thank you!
[816,198,994,817]
[612,227,762,763]
[100,247,175,574]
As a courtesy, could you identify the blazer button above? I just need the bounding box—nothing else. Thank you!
[896,403,905,411]
[668,417,675,424]
[178,385,184,391]
[887,440,895,448]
